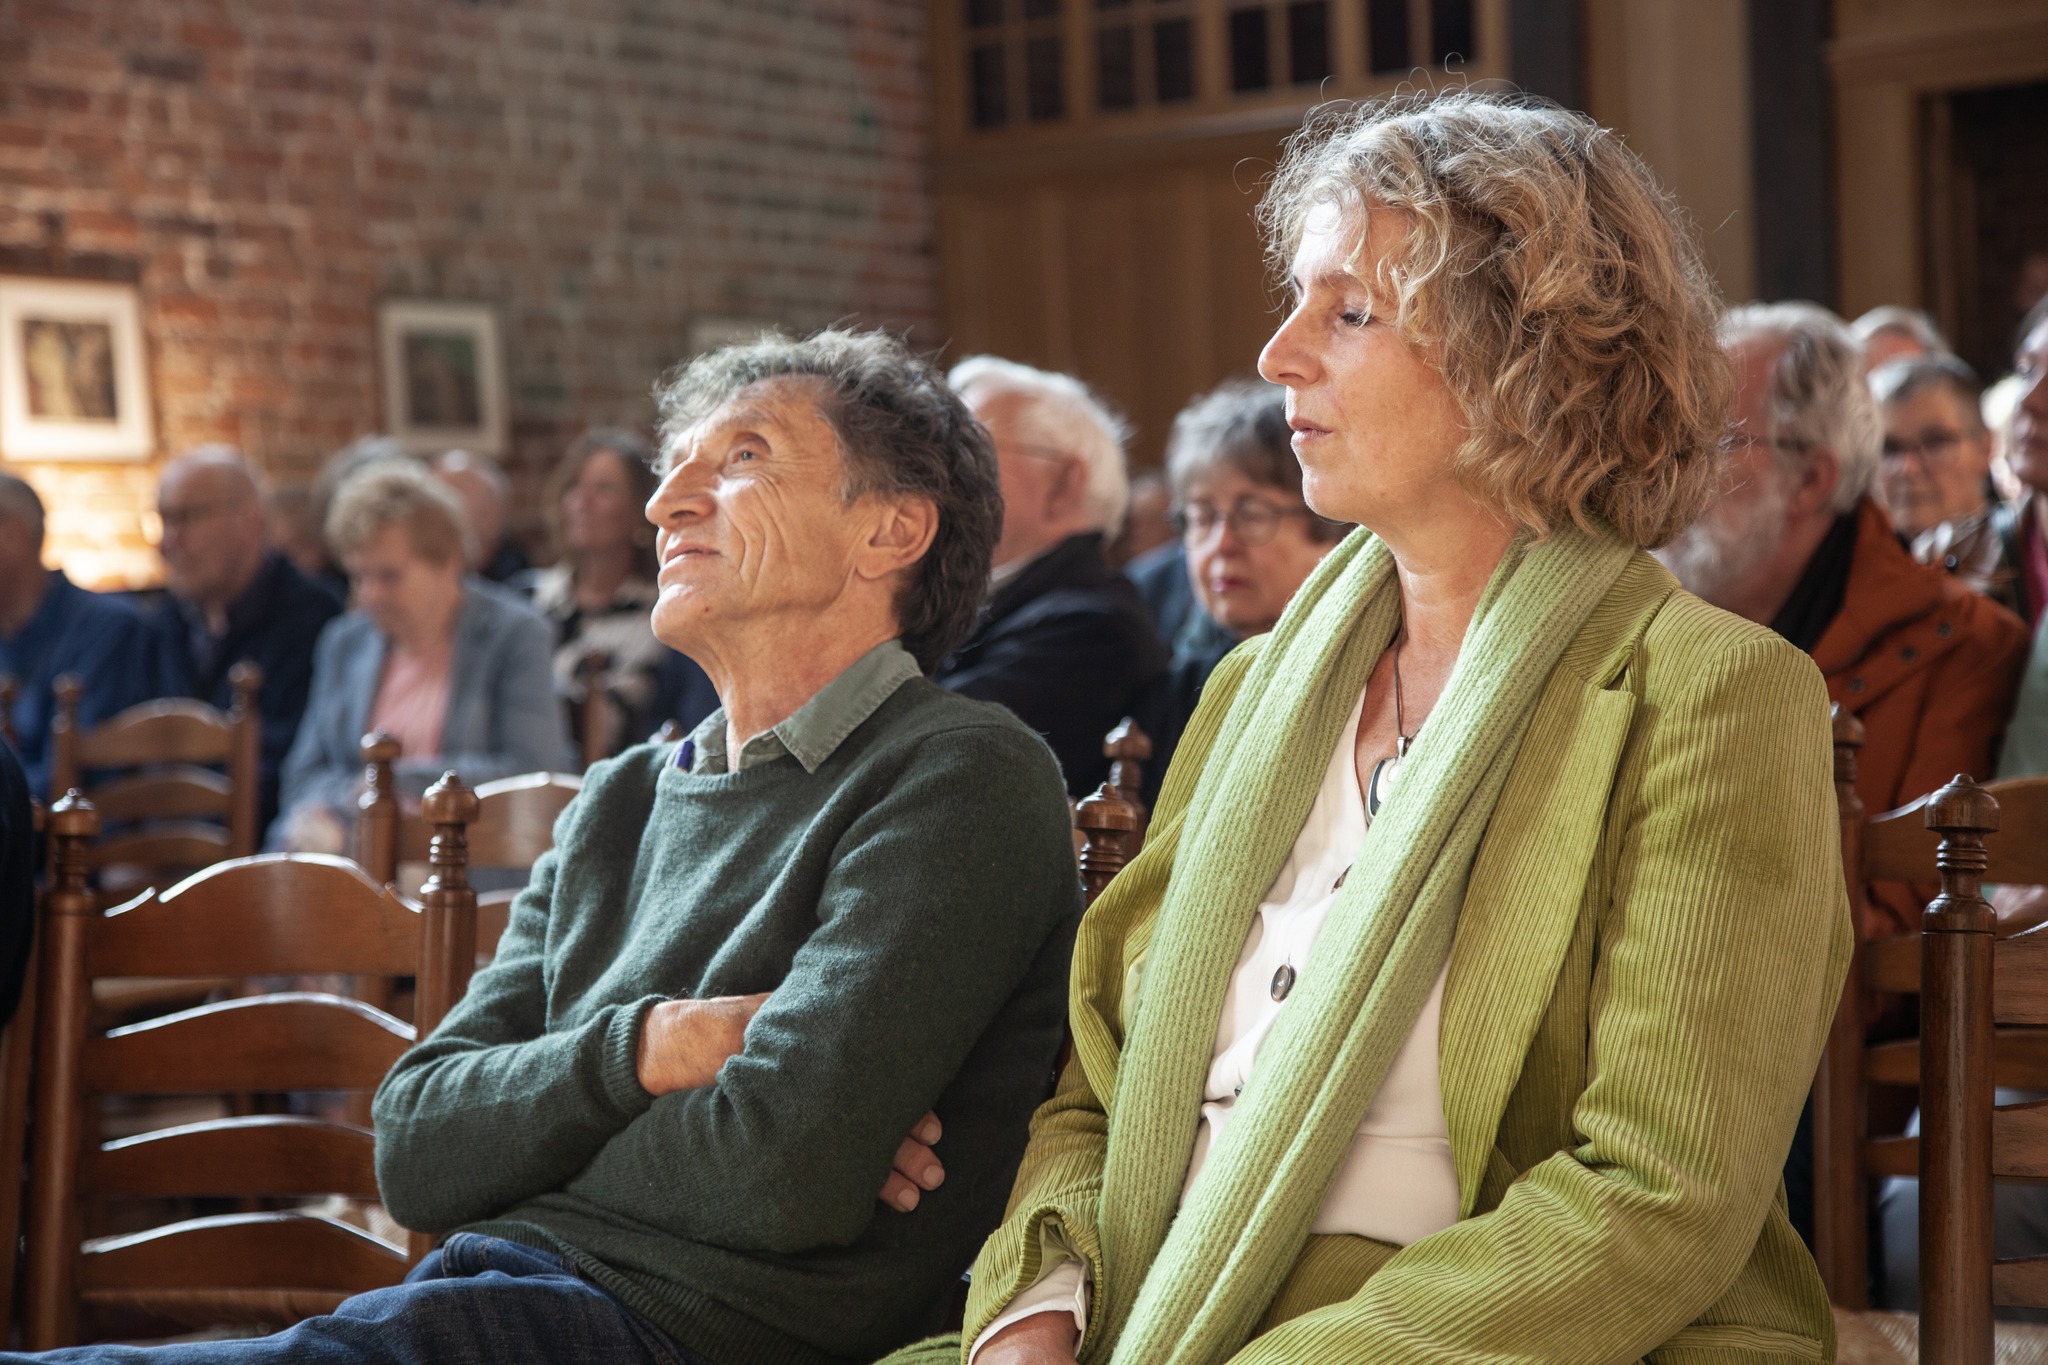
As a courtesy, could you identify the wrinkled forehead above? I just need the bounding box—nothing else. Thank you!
[1287,195,1409,296]
[664,375,835,468]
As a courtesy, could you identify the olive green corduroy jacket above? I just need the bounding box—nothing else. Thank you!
[938,553,1855,1365]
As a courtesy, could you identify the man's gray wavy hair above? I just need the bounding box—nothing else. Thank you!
[1720,301,1883,513]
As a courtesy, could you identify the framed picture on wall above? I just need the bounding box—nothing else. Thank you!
[377,300,507,456]
[0,276,154,462]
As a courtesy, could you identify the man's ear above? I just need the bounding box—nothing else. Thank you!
[855,494,939,583]
[1789,444,1843,520]
[1045,453,1089,522]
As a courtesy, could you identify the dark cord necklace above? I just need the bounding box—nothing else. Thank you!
[1365,629,1413,822]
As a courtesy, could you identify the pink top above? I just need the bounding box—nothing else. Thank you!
[368,641,454,761]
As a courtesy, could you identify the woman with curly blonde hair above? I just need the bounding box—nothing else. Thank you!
[885,89,1852,1365]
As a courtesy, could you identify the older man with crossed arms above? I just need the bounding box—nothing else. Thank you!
[14,330,1082,1365]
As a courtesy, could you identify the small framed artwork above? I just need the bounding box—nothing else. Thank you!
[377,300,508,456]
[0,276,154,462]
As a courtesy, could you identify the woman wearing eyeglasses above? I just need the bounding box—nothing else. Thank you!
[1141,381,1350,777]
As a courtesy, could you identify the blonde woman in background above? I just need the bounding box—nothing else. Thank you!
[272,461,569,851]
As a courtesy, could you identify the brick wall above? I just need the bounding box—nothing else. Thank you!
[0,0,940,586]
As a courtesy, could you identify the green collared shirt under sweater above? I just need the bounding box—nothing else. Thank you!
[373,641,1084,1365]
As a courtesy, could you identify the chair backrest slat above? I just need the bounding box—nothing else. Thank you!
[1992,1259,2048,1311]
[84,995,412,1095]
[71,704,233,771]
[92,1117,378,1200]
[83,827,230,875]
[1991,1098,2048,1180]
[83,769,231,824]
[87,856,420,979]
[78,1213,406,1295]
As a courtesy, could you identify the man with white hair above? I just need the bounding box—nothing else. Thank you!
[936,357,1168,796]
[1660,303,2024,940]
[1659,301,2027,1255]
[145,446,344,827]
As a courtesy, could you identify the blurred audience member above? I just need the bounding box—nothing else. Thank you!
[310,436,412,589]
[1658,302,2026,943]
[1144,380,1348,771]
[147,446,345,828]
[650,647,720,738]
[273,463,567,851]
[1850,304,1946,373]
[1111,469,1176,565]
[1124,535,1195,650]
[264,481,328,581]
[0,474,160,796]
[0,736,30,1026]
[1987,371,2029,504]
[434,449,531,583]
[1660,301,2026,1256]
[525,428,667,755]
[1998,299,2048,785]
[936,356,1168,796]
[1871,355,2024,615]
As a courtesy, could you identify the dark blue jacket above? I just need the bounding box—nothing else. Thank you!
[0,571,163,798]
[143,552,345,831]
[934,533,1169,798]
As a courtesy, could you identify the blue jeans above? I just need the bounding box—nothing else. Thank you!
[13,1234,711,1364]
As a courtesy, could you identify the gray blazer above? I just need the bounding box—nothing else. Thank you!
[271,577,572,846]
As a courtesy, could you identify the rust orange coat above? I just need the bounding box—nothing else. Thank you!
[1816,498,2029,939]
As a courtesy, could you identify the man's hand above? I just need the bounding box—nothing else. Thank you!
[636,993,771,1097]
[879,1110,946,1211]
[974,1312,1081,1365]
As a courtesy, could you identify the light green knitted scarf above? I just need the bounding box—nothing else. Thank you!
[1089,524,1633,1365]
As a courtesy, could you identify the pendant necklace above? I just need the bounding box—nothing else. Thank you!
[1365,628,1413,822]
[1270,634,1414,1005]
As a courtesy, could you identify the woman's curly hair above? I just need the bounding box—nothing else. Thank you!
[1259,88,1732,548]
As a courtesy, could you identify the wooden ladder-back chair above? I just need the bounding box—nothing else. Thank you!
[1814,712,2048,1360]
[357,733,579,961]
[22,780,481,1349]
[48,665,262,884]
[576,647,616,768]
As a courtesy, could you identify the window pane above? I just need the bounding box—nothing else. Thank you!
[1154,17,1194,101]
[1023,0,1060,17]
[1430,0,1475,64]
[1097,26,1137,109]
[969,44,1008,127]
[966,0,1004,27]
[1367,0,1410,72]
[1229,6,1270,92]
[1025,34,1066,120]
[1287,1,1329,84]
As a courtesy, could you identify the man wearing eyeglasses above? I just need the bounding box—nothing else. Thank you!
[1657,300,2029,1254]
[144,446,344,829]
[935,357,1168,797]
[1870,353,2025,616]
[1658,303,2027,944]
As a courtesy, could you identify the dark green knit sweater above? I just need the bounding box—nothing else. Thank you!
[372,679,1082,1365]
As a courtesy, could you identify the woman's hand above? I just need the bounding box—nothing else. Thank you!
[878,1110,946,1211]
[974,1312,1081,1365]
[634,993,770,1096]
